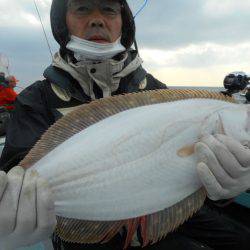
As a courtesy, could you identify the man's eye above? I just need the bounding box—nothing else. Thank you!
[76,6,90,13]
[102,7,118,15]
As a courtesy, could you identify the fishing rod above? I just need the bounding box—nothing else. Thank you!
[5,59,10,75]
[133,0,149,19]
[33,0,53,59]
[133,0,149,54]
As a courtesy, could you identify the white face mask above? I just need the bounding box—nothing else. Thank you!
[66,35,126,61]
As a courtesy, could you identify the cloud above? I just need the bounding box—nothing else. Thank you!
[202,0,250,17]
[134,0,250,49]
[0,0,50,27]
[141,42,250,86]
[141,42,250,68]
[0,0,250,87]
[0,25,57,87]
[0,0,57,86]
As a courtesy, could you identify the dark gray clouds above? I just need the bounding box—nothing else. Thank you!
[132,0,250,49]
[0,0,250,86]
[0,26,58,87]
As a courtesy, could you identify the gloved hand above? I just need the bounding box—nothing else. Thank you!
[0,166,56,249]
[195,134,250,201]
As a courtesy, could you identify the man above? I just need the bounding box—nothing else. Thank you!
[0,0,249,249]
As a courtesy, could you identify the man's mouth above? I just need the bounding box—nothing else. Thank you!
[88,36,109,43]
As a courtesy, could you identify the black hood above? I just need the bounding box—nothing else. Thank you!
[50,0,135,54]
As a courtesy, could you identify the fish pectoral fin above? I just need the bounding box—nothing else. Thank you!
[177,144,195,157]
[217,114,226,135]
[246,109,250,132]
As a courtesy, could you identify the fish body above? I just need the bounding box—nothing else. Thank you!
[30,99,236,220]
[20,90,248,247]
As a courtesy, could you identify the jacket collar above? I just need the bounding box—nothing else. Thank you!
[44,50,147,102]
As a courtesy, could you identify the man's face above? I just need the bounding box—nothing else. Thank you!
[66,0,122,44]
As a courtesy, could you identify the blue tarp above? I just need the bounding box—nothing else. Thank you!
[235,192,250,208]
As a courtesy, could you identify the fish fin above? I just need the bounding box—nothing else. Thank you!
[246,109,250,133]
[217,114,226,135]
[140,216,148,247]
[124,218,140,249]
[20,89,234,169]
[177,144,195,157]
[55,189,206,249]
[200,110,227,138]
[142,188,206,246]
[56,218,124,245]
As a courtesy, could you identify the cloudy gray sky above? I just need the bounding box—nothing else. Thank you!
[0,0,250,89]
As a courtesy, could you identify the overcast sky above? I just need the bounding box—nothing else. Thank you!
[0,0,250,89]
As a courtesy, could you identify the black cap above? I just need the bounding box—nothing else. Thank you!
[50,0,135,54]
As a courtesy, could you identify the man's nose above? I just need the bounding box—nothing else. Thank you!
[89,18,104,28]
[89,10,105,28]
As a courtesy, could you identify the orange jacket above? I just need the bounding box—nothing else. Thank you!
[0,86,18,110]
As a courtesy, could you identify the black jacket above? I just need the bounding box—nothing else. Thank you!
[0,51,166,172]
[0,75,9,88]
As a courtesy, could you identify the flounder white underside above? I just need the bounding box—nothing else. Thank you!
[31,99,236,221]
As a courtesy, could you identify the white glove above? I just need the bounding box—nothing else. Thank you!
[195,134,250,201]
[0,166,56,249]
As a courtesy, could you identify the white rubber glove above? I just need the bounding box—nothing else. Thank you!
[0,166,56,249]
[195,134,250,201]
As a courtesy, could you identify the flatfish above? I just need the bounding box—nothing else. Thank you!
[20,89,247,248]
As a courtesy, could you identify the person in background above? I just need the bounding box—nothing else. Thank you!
[0,1,249,249]
[0,75,18,135]
[0,75,18,111]
[0,72,5,83]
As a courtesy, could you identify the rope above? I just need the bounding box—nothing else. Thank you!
[33,0,53,59]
